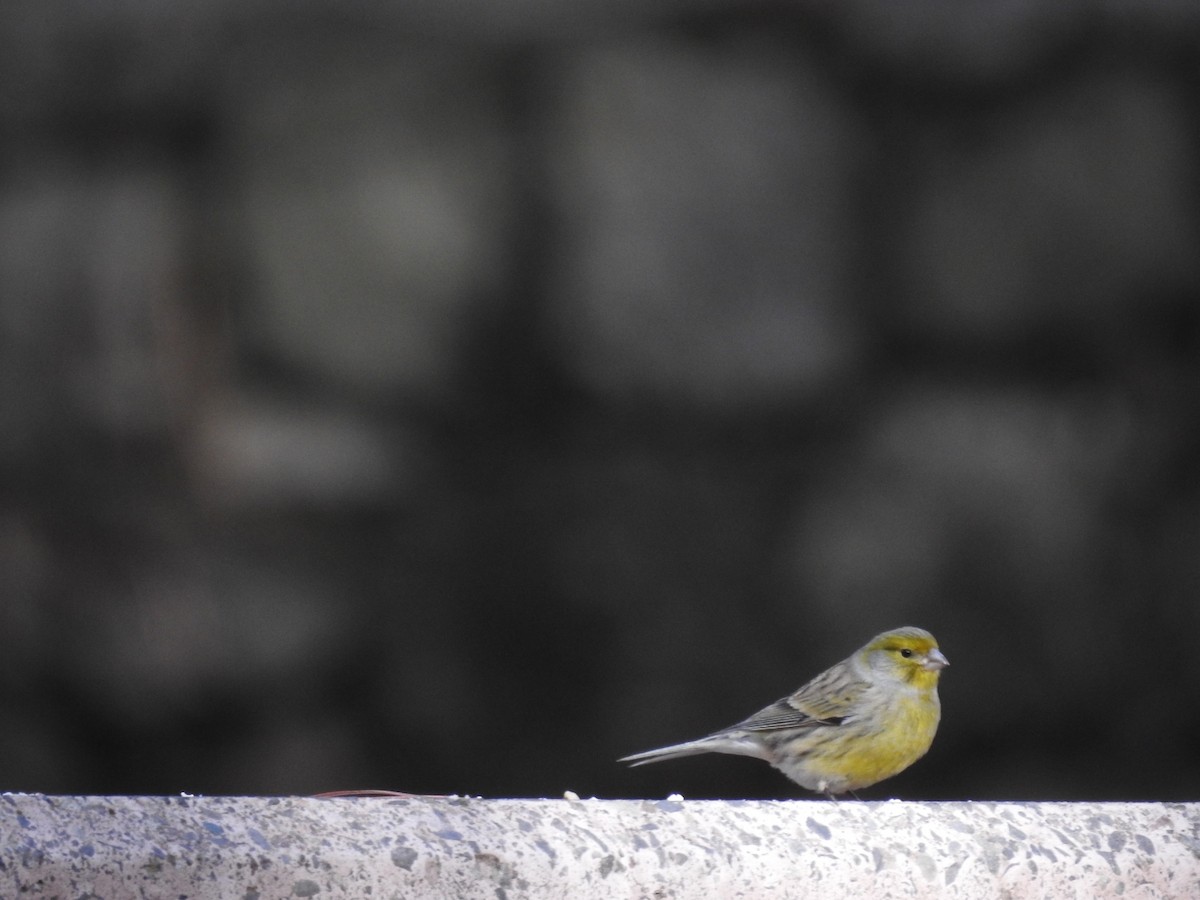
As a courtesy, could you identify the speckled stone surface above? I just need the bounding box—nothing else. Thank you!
[0,794,1196,898]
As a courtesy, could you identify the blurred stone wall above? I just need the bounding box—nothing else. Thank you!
[1,0,1198,800]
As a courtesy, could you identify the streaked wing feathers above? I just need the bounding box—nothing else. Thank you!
[737,661,867,732]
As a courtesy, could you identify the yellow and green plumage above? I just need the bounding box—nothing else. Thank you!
[620,626,948,796]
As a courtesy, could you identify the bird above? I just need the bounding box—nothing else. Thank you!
[619,626,948,796]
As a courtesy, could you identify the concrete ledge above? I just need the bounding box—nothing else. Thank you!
[1,793,1197,898]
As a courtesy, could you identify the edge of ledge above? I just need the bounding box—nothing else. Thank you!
[2,794,1196,898]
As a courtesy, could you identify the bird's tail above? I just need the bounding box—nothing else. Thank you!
[619,733,769,767]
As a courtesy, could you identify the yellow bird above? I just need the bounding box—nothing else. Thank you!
[620,626,948,796]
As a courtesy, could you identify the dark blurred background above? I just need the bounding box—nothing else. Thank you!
[1,0,1199,802]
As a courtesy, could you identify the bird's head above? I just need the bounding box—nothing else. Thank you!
[861,626,949,689]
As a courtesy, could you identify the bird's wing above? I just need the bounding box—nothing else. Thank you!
[736,662,868,732]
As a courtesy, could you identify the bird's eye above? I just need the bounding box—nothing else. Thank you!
[899,648,914,658]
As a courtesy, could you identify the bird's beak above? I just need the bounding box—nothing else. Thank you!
[924,648,949,671]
